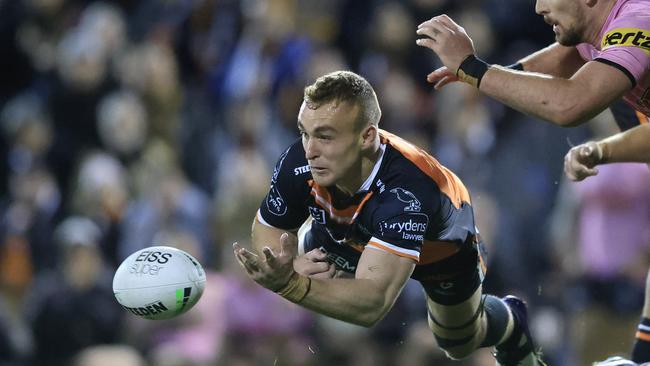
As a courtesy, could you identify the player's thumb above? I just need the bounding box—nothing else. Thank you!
[280,232,295,256]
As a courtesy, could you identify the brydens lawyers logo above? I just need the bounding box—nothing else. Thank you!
[602,28,650,55]
[379,213,429,241]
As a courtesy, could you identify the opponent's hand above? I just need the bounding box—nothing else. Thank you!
[564,141,603,181]
[294,248,336,279]
[425,66,459,90]
[233,233,296,291]
[416,14,475,76]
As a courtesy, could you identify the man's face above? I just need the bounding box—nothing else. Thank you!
[536,0,586,46]
[297,100,364,189]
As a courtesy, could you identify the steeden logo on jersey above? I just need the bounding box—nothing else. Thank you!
[602,28,650,55]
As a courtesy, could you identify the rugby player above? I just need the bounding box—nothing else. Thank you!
[233,71,546,365]
[416,0,650,361]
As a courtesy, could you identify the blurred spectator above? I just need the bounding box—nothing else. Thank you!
[72,345,145,366]
[24,216,123,366]
[550,160,650,364]
[71,151,129,266]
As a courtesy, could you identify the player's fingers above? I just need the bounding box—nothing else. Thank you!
[238,248,261,270]
[416,38,437,50]
[416,26,439,40]
[435,14,461,30]
[304,248,327,261]
[262,246,277,266]
[279,232,294,258]
[233,248,255,275]
[579,145,593,158]
[435,75,457,90]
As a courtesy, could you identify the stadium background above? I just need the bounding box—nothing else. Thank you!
[1,0,649,365]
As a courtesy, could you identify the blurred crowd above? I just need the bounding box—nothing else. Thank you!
[1,0,649,365]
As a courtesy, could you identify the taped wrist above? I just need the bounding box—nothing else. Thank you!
[457,54,490,88]
[276,272,311,303]
[597,142,611,164]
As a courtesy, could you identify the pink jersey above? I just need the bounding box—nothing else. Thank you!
[576,0,650,116]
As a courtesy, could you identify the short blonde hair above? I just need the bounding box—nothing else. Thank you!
[304,71,381,128]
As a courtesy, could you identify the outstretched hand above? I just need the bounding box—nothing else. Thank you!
[564,142,603,181]
[233,233,296,291]
[426,66,459,90]
[416,14,475,86]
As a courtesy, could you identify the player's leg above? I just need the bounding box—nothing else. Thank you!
[631,268,650,363]
[422,240,545,365]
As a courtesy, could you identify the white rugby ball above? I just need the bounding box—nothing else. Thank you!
[113,246,206,320]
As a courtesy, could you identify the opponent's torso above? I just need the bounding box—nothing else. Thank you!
[576,0,650,119]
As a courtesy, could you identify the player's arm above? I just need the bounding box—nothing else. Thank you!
[514,42,585,77]
[564,123,650,181]
[299,247,415,327]
[234,234,415,327]
[251,214,297,256]
[417,14,632,127]
[479,60,631,127]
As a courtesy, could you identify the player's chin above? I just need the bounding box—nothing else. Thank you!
[311,173,335,187]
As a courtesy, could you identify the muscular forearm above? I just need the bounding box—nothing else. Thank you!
[599,124,650,164]
[298,277,397,327]
[480,67,589,126]
[517,43,584,78]
[480,66,608,127]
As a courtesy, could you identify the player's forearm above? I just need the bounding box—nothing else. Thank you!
[598,124,650,164]
[517,43,584,77]
[298,277,399,327]
[479,67,599,126]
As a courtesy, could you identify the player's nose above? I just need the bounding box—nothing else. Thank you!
[535,0,548,15]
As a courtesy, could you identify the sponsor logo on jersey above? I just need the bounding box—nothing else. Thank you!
[380,213,429,241]
[323,249,356,272]
[271,149,290,184]
[602,28,650,55]
[266,184,287,216]
[389,187,421,212]
[309,206,326,224]
[122,301,168,316]
[294,165,310,175]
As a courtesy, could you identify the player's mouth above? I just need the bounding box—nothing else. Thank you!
[310,166,328,174]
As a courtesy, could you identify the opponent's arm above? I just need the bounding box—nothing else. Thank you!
[515,42,585,77]
[417,15,632,127]
[234,234,415,327]
[564,123,650,181]
[479,61,631,127]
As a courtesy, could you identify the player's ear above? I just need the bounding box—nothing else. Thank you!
[361,124,378,149]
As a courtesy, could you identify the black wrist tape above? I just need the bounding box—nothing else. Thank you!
[457,54,490,88]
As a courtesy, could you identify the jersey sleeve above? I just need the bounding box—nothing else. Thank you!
[366,186,436,262]
[257,142,310,230]
[597,15,650,85]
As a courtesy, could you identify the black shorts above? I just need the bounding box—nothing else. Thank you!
[416,238,487,306]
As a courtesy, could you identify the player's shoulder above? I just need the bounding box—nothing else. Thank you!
[271,139,310,181]
[604,0,650,39]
